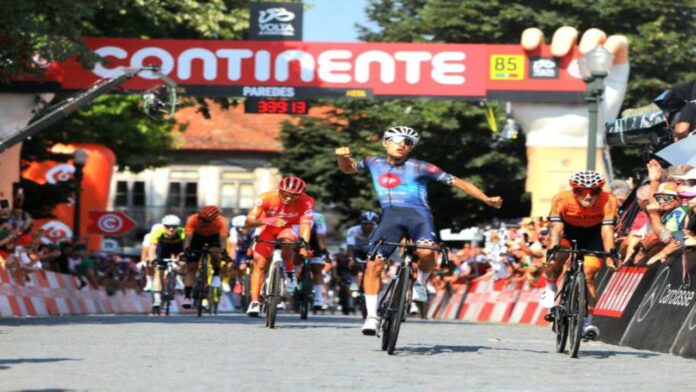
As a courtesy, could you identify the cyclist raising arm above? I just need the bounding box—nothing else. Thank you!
[542,170,619,340]
[336,126,502,335]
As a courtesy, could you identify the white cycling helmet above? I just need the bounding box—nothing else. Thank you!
[231,215,247,228]
[161,214,181,226]
[383,125,420,145]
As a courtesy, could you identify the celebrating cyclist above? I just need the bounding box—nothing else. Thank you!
[346,211,380,263]
[181,205,228,309]
[543,170,619,340]
[244,176,315,317]
[147,214,185,310]
[336,125,503,335]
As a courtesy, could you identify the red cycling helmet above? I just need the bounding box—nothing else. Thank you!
[279,176,306,195]
[569,170,606,189]
[198,205,221,221]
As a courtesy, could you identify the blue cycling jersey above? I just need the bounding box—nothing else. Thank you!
[356,156,454,209]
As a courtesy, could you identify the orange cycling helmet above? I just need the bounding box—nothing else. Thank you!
[569,170,606,189]
[279,176,306,195]
[198,205,221,220]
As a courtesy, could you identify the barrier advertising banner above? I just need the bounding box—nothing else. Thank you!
[593,266,658,345]
[620,256,696,354]
[40,38,586,102]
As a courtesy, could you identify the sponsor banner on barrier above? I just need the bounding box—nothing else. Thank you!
[427,288,449,320]
[620,254,696,354]
[0,270,237,318]
[594,267,648,318]
[441,285,468,320]
[594,266,659,345]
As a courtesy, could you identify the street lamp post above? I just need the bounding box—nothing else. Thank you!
[579,47,614,170]
[72,149,88,243]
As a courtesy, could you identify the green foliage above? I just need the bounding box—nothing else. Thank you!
[4,0,251,217]
[275,99,529,228]
[279,0,696,228]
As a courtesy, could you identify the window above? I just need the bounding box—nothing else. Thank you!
[115,181,128,207]
[167,182,181,207]
[220,183,238,209]
[239,184,255,209]
[184,183,198,207]
[132,181,146,206]
[220,171,255,210]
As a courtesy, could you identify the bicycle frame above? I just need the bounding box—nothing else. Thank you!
[547,241,611,358]
[252,237,308,328]
[369,237,449,355]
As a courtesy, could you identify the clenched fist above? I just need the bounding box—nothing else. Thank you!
[335,146,352,157]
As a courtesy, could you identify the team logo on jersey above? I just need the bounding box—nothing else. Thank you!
[378,173,402,188]
[426,164,441,174]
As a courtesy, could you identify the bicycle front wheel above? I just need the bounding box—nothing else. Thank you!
[164,270,176,316]
[554,303,568,353]
[299,265,311,320]
[568,272,587,358]
[266,261,281,329]
[387,267,410,355]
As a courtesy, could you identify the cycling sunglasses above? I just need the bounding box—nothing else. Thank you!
[164,225,178,229]
[387,135,416,146]
[573,188,601,197]
[655,194,677,203]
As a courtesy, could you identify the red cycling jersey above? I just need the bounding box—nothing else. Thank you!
[247,191,315,259]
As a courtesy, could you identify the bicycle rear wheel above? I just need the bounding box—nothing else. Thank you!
[299,264,311,320]
[387,267,410,355]
[266,261,281,329]
[164,270,176,316]
[568,272,587,358]
[554,304,568,353]
[211,287,220,315]
[240,272,251,312]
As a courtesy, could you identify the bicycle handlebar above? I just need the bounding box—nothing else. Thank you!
[545,245,614,265]
[252,236,309,251]
[368,237,450,266]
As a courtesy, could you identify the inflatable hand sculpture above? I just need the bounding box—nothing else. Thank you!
[512,27,630,217]
[0,94,54,201]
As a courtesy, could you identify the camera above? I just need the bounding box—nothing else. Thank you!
[605,111,673,162]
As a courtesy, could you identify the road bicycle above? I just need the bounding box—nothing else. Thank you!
[545,241,612,358]
[253,238,308,328]
[152,258,180,316]
[369,237,449,355]
[190,246,224,317]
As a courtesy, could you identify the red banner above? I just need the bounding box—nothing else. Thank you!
[87,211,137,236]
[46,38,586,102]
[22,143,116,251]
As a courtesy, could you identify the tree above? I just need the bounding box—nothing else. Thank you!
[277,0,696,228]
[2,0,251,217]
[360,0,696,177]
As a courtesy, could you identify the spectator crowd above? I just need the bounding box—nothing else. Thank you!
[0,189,144,294]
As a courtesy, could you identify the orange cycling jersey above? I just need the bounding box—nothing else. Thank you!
[549,190,618,228]
[248,191,315,231]
[184,214,229,238]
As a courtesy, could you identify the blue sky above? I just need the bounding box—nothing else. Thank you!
[303,0,375,42]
